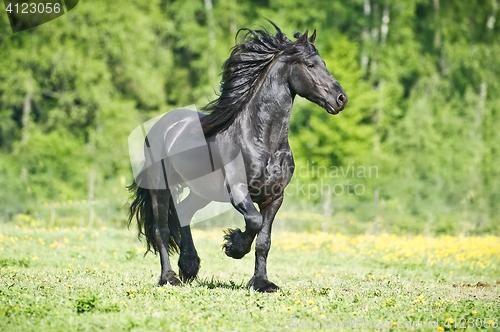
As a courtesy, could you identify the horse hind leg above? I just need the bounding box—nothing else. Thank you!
[176,192,209,283]
[178,226,200,283]
[151,189,182,286]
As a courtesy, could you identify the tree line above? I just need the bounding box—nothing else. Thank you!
[0,0,498,233]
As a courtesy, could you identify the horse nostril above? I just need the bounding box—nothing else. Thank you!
[337,93,346,106]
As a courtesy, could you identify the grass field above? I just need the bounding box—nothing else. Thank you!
[1,225,499,331]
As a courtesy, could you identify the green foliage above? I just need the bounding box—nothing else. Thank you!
[0,0,499,233]
[75,294,99,314]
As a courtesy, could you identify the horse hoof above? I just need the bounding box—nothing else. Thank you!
[222,228,250,259]
[179,268,198,284]
[159,274,182,287]
[178,252,200,283]
[179,270,192,284]
[248,277,279,293]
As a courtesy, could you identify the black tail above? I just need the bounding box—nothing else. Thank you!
[127,181,181,255]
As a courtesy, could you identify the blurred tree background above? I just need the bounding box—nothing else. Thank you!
[0,0,499,234]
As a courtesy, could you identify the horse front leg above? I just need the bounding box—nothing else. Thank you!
[247,195,283,292]
[223,183,263,259]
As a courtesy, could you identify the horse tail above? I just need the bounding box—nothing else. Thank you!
[127,181,181,255]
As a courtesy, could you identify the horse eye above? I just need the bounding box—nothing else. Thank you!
[307,63,315,68]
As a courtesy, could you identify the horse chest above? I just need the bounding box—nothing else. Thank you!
[247,150,294,200]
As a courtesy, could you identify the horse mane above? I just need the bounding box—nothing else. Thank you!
[201,20,318,137]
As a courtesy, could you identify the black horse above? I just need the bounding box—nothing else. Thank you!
[128,21,347,293]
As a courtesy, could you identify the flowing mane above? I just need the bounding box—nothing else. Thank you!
[201,21,318,137]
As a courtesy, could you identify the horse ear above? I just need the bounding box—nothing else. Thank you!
[308,29,317,44]
[297,29,309,44]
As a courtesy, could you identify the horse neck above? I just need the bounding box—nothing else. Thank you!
[236,60,294,151]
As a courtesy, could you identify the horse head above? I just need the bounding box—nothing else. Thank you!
[287,29,348,114]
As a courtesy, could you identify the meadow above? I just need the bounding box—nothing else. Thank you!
[1,223,499,331]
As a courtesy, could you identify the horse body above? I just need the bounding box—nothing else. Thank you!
[129,22,347,292]
[213,57,295,204]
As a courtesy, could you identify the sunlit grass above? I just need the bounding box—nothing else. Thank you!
[192,229,500,273]
[1,225,499,331]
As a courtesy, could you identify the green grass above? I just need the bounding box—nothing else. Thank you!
[0,225,499,331]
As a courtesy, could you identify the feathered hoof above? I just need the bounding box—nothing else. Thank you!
[247,277,279,293]
[178,252,201,283]
[222,228,251,259]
